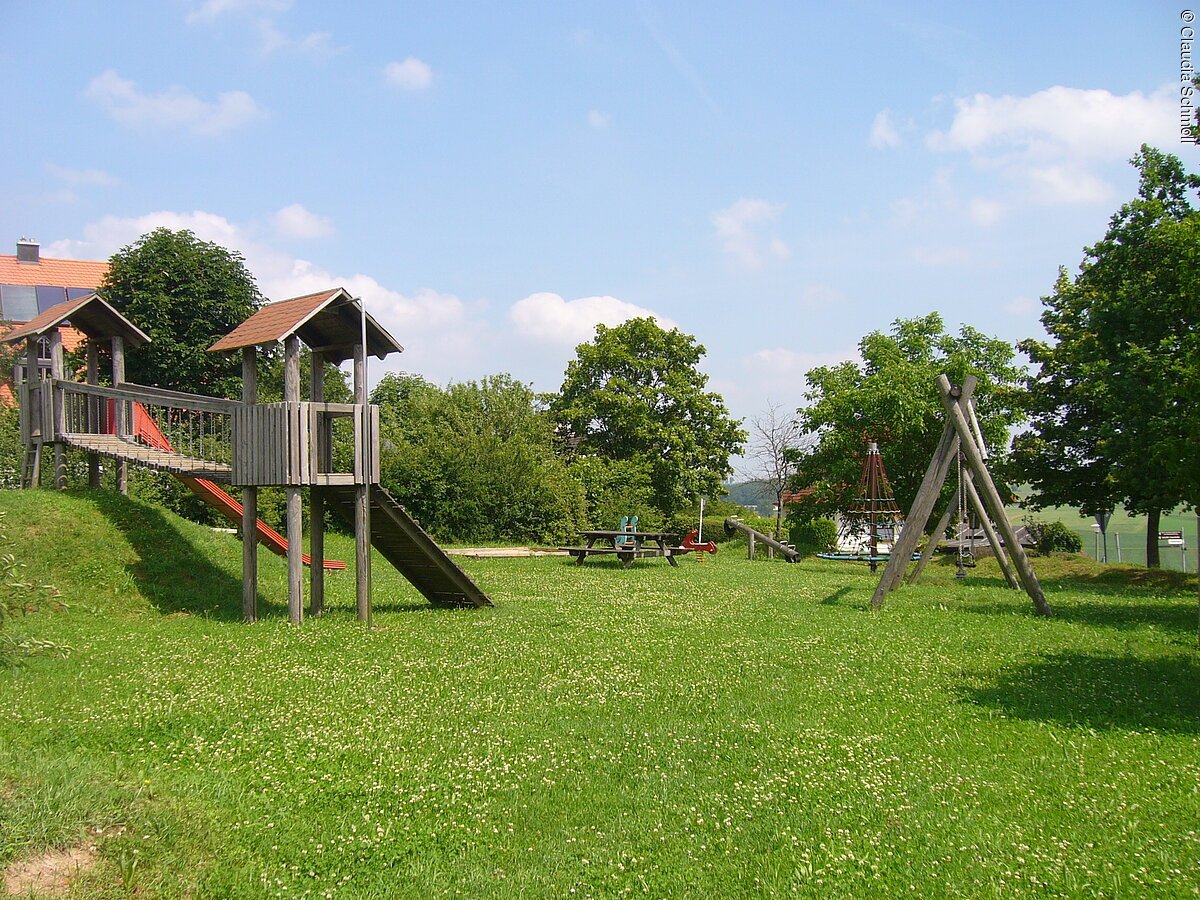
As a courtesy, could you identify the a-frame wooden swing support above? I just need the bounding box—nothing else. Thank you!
[870,375,1054,617]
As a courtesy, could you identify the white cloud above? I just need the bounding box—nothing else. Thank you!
[45,163,117,187]
[869,109,904,149]
[509,292,674,346]
[45,210,243,260]
[927,84,1177,206]
[384,57,433,91]
[272,203,333,239]
[587,109,610,129]
[85,70,262,136]
[929,85,1176,158]
[711,198,787,270]
[186,0,290,24]
[257,21,342,57]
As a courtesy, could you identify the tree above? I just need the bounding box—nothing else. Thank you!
[372,373,586,544]
[1015,146,1200,567]
[746,401,814,539]
[795,313,1024,519]
[102,228,265,398]
[549,318,746,519]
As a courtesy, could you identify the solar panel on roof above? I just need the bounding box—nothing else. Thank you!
[0,285,38,322]
[36,286,68,313]
[66,287,93,301]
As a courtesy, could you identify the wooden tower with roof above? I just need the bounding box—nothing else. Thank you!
[7,287,491,625]
[209,288,492,623]
[5,292,151,492]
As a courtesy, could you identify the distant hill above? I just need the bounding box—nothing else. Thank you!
[725,480,774,516]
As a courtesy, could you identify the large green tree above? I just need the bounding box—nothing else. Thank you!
[1015,146,1200,566]
[549,317,746,519]
[794,313,1024,518]
[372,373,586,544]
[102,228,265,398]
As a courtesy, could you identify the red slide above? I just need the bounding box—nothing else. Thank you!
[115,402,345,570]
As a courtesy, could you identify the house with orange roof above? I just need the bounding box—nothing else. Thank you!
[1,238,108,403]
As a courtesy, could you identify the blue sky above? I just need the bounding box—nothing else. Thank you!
[1,1,1191,458]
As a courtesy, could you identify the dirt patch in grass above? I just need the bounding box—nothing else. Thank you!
[446,547,568,558]
[3,844,97,898]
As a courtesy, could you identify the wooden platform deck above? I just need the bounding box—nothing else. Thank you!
[61,433,233,480]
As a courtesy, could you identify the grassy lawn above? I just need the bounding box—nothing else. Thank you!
[1,489,1198,897]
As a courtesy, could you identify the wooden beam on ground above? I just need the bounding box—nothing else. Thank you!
[937,375,1052,617]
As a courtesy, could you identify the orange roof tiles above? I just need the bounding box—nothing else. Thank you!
[0,254,108,289]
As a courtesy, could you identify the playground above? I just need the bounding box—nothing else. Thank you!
[1,488,1197,896]
[1,290,1197,896]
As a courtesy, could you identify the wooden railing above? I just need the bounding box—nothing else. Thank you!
[32,379,378,486]
[52,380,237,470]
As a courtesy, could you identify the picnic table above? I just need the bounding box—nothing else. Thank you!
[560,530,683,568]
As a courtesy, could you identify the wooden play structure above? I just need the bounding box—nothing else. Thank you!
[6,288,491,624]
[871,375,1052,617]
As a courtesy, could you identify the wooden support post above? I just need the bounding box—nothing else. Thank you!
[871,378,977,609]
[353,342,371,625]
[86,342,101,488]
[907,488,960,585]
[241,347,259,623]
[111,336,128,495]
[748,531,756,560]
[49,330,66,489]
[284,336,304,625]
[309,351,325,617]
[962,471,1020,589]
[24,338,40,488]
[937,375,1052,617]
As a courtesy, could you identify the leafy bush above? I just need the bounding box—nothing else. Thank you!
[1029,519,1083,555]
[375,374,587,544]
[789,517,837,552]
